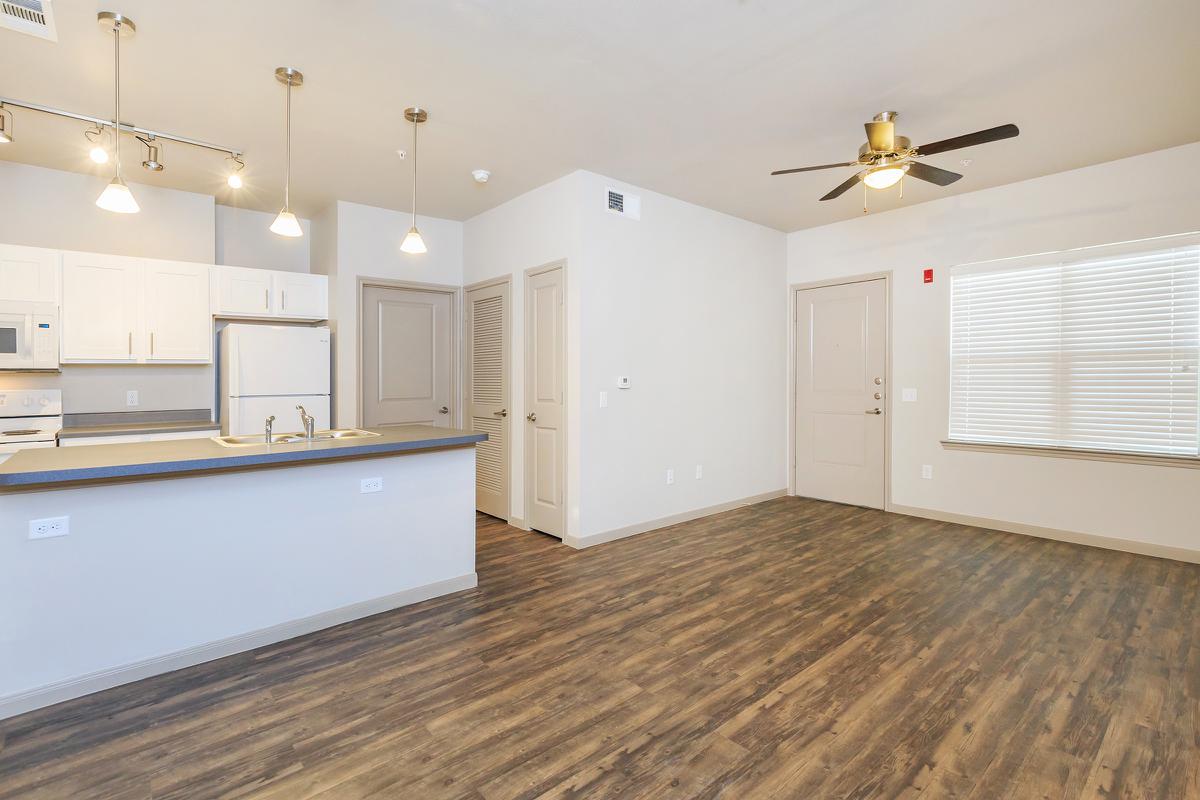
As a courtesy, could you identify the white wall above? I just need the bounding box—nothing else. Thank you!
[326,200,464,427]
[465,171,788,540]
[215,205,311,272]
[786,142,1200,555]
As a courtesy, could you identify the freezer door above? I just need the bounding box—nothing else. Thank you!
[227,395,331,436]
[225,325,331,397]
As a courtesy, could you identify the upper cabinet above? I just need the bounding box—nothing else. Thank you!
[61,253,211,364]
[212,266,327,321]
[0,244,59,303]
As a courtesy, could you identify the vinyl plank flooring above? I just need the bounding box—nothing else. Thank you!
[0,497,1196,799]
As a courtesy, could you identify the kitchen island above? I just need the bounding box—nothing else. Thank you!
[0,426,485,719]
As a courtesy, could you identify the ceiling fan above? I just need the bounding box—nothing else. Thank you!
[771,112,1019,202]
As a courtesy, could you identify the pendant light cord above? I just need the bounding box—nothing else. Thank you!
[284,79,291,210]
[411,115,418,226]
[113,22,121,180]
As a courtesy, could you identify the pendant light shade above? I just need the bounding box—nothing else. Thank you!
[402,107,428,255]
[95,13,138,214]
[96,177,140,213]
[400,226,427,254]
[271,67,304,238]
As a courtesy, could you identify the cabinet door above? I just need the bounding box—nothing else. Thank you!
[274,272,328,319]
[0,245,59,303]
[144,260,211,362]
[214,266,273,317]
[61,252,141,362]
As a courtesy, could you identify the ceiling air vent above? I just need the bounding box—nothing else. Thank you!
[605,187,641,220]
[0,0,57,41]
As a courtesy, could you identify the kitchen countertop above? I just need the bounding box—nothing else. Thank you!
[58,420,222,438]
[0,426,486,489]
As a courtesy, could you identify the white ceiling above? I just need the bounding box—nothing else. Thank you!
[2,0,1197,232]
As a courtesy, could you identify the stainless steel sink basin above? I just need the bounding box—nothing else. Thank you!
[211,429,379,447]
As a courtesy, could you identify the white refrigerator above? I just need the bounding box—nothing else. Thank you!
[220,324,331,436]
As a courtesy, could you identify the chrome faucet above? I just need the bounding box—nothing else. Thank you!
[297,405,315,440]
[265,415,275,444]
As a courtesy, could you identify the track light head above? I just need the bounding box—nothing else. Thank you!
[139,137,164,172]
[226,154,245,188]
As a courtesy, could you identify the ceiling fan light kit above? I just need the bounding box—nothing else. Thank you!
[772,111,1019,210]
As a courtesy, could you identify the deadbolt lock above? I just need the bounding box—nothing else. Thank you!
[873,377,883,385]
[874,392,882,400]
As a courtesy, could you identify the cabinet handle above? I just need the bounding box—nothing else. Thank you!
[128,331,132,356]
[282,290,287,310]
[264,288,269,310]
[150,331,155,356]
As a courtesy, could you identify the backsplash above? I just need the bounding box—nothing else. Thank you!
[1,364,214,415]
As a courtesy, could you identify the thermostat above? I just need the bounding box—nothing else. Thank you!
[616,376,631,389]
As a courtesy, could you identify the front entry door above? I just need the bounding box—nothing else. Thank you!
[525,266,565,537]
[361,285,452,427]
[794,278,887,508]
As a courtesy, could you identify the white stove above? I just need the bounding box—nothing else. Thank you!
[0,389,62,462]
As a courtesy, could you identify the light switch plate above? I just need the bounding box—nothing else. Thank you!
[921,465,933,480]
[666,468,674,485]
[599,391,608,409]
[695,464,703,479]
[902,388,918,402]
[617,376,631,389]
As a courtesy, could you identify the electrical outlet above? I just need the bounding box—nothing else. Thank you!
[665,468,675,485]
[695,464,703,479]
[126,390,139,407]
[360,477,383,493]
[921,465,933,480]
[29,516,69,540]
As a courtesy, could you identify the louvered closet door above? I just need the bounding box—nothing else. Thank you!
[466,281,510,519]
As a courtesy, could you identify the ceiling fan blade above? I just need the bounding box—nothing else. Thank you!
[916,123,1019,157]
[771,162,856,176]
[906,160,963,186]
[864,120,895,152]
[820,172,864,201]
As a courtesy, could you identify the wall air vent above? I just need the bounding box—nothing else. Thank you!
[605,187,641,220]
[1,0,56,41]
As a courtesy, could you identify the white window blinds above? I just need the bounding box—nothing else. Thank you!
[949,236,1200,456]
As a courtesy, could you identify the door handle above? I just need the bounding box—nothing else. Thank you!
[494,409,508,417]
[439,406,449,414]
[865,408,883,415]
[526,412,537,422]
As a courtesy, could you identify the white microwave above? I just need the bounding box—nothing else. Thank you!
[0,301,59,371]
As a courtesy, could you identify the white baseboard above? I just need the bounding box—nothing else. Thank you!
[0,572,478,722]
[563,489,787,550]
[890,504,1200,565]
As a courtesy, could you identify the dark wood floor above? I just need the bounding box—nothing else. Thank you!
[1,497,1197,799]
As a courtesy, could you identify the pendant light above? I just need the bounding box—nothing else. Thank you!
[400,107,428,255]
[270,67,304,238]
[95,13,139,214]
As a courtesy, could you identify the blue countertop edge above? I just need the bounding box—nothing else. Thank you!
[0,432,488,488]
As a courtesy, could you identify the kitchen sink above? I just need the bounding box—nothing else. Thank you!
[211,429,379,447]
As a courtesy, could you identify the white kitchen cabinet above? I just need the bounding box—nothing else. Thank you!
[0,244,59,303]
[61,253,211,364]
[144,261,211,362]
[61,252,142,362]
[212,265,327,321]
[59,428,220,447]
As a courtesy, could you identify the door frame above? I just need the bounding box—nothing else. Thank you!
[523,259,568,537]
[463,274,513,520]
[356,277,462,429]
[788,271,893,510]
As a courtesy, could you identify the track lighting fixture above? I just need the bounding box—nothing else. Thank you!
[139,136,164,172]
[94,12,139,214]
[270,67,304,238]
[85,125,109,163]
[226,155,245,189]
[400,107,428,255]
[0,105,12,144]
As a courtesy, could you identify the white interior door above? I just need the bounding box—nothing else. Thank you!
[794,278,887,509]
[525,266,565,537]
[466,281,510,519]
[361,285,453,427]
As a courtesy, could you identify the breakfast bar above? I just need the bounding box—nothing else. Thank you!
[0,426,485,719]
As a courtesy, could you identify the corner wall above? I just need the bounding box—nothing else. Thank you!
[786,142,1200,555]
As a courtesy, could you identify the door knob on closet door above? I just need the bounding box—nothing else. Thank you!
[865,408,883,415]
[439,406,449,414]
[494,409,508,417]
[526,412,537,422]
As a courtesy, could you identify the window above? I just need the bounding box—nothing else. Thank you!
[949,235,1200,457]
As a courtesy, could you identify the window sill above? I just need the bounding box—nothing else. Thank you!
[940,439,1200,470]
